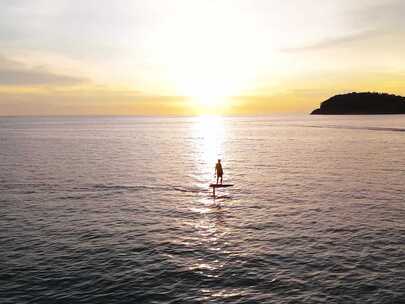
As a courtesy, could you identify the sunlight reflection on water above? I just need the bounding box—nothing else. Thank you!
[193,115,225,185]
[188,192,231,281]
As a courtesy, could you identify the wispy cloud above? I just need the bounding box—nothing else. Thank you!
[0,86,189,116]
[0,55,87,86]
[281,30,378,53]
[352,0,405,29]
[281,0,405,53]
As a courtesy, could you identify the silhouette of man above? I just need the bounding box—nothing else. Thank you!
[215,159,223,185]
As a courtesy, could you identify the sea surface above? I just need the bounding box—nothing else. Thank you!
[1,115,404,304]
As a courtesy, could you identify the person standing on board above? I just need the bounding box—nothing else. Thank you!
[215,159,223,185]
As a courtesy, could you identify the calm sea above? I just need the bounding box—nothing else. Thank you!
[1,115,404,303]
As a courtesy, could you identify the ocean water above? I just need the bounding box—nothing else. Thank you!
[1,115,404,304]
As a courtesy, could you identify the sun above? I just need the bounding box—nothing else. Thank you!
[154,2,262,112]
[176,74,235,108]
[193,94,227,107]
[169,57,252,111]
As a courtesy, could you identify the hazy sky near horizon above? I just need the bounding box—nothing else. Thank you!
[1,0,405,115]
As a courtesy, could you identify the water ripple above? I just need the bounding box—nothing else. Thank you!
[1,116,404,303]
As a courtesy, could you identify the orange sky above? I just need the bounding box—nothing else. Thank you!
[1,0,405,115]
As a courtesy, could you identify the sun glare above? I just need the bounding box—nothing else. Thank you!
[193,115,225,181]
[171,57,248,110]
[154,2,262,113]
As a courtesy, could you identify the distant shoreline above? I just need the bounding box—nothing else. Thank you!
[311,92,405,115]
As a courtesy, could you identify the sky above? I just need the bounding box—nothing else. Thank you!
[1,0,405,115]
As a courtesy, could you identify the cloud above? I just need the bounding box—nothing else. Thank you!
[281,30,378,52]
[0,86,190,116]
[352,0,405,29]
[281,0,405,53]
[0,54,87,86]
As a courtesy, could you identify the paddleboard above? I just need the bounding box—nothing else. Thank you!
[209,184,234,188]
